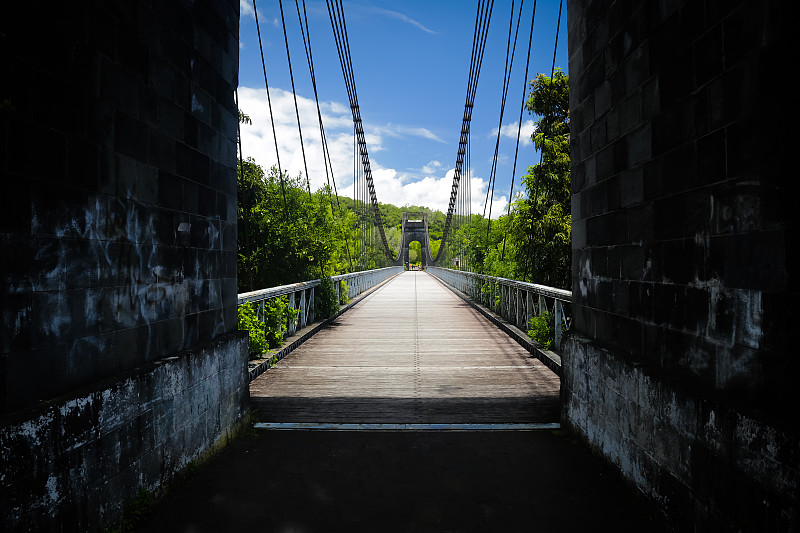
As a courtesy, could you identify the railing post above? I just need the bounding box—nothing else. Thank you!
[554,300,562,351]
[299,288,307,329]
[287,292,297,336]
[526,290,533,329]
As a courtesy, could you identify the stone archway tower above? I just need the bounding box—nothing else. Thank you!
[400,212,434,267]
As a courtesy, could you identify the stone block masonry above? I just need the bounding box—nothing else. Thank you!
[565,0,796,530]
[0,0,247,529]
[0,332,248,531]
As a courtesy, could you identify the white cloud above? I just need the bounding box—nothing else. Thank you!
[239,1,278,25]
[490,119,536,145]
[369,123,446,144]
[240,0,254,19]
[421,160,442,175]
[236,85,507,215]
[237,86,357,192]
[368,7,436,34]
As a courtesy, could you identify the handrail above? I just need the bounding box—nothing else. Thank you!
[238,266,403,339]
[427,267,572,352]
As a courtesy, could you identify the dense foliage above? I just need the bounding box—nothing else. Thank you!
[237,158,355,292]
[512,69,571,288]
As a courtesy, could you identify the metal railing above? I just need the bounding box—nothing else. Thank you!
[237,266,403,338]
[427,267,572,351]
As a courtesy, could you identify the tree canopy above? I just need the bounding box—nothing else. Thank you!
[237,159,354,292]
[511,69,571,288]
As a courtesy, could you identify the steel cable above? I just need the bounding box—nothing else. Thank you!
[278,0,312,198]
[293,0,353,270]
[327,0,396,262]
[501,0,538,260]
[251,0,288,214]
[483,0,525,243]
[435,0,493,263]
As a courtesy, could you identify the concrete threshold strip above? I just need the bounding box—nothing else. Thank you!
[254,422,561,431]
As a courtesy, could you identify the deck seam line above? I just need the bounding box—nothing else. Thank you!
[254,422,561,431]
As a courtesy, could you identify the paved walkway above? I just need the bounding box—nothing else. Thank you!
[135,272,671,532]
[250,271,561,424]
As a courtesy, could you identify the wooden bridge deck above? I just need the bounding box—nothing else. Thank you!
[250,271,561,424]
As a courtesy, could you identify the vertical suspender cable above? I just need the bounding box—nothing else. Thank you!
[501,0,538,260]
[278,0,312,198]
[293,0,353,270]
[484,0,524,242]
[251,0,288,214]
[531,0,563,206]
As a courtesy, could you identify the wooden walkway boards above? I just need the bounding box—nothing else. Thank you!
[250,271,561,424]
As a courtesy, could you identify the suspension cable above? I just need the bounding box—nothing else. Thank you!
[327,0,396,262]
[435,0,494,263]
[483,0,525,243]
[530,0,563,206]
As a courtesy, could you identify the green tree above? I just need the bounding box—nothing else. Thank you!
[237,159,354,292]
[513,68,571,289]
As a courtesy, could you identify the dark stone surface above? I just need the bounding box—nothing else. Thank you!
[135,428,672,533]
[0,0,248,529]
[565,0,796,529]
[0,332,249,532]
[1,0,240,413]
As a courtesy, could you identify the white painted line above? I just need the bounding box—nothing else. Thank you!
[254,422,560,431]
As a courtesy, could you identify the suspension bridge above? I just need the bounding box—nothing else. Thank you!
[234,0,573,424]
[134,2,670,528]
[158,0,666,526]
[2,0,790,529]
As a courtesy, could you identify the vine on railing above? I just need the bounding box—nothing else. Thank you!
[237,267,402,358]
[427,267,572,352]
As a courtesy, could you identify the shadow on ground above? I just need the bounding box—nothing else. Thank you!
[135,423,672,532]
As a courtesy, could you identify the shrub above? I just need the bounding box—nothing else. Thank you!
[262,296,298,348]
[528,311,554,350]
[238,297,299,357]
[238,302,268,356]
[314,276,340,319]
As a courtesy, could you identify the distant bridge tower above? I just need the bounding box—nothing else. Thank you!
[400,212,433,268]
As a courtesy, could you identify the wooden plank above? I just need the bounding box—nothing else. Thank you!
[250,271,561,424]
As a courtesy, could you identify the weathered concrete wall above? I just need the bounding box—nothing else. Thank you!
[565,0,796,529]
[0,333,247,531]
[0,0,247,529]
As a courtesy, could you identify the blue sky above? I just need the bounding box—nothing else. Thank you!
[237,0,568,214]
